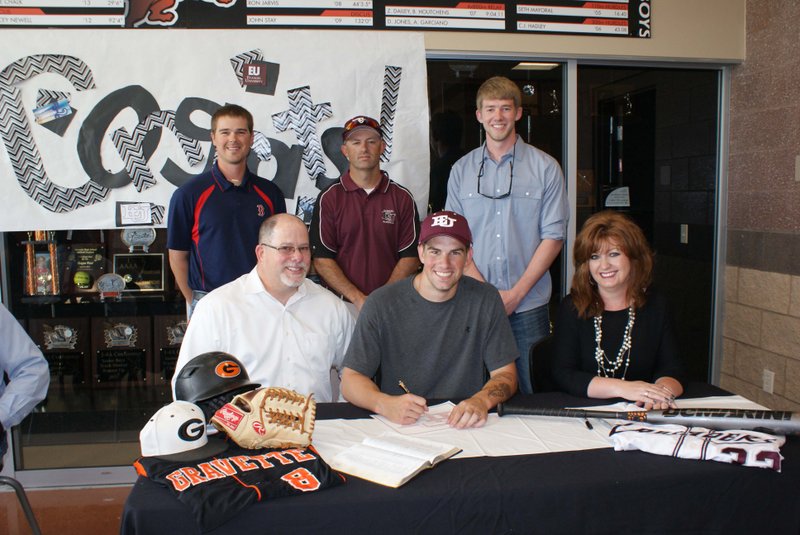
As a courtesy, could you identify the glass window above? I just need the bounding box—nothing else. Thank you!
[5,229,179,469]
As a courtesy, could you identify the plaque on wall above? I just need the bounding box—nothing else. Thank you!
[113,253,165,292]
[46,351,87,386]
[28,317,90,387]
[91,316,151,385]
[66,244,106,292]
[153,315,187,383]
[95,348,146,383]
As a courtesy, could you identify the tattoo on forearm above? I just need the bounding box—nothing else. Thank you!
[484,372,514,401]
[487,383,512,400]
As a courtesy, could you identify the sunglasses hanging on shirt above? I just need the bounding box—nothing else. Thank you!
[477,143,515,199]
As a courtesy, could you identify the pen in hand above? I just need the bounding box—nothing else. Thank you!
[397,379,428,420]
[398,380,411,395]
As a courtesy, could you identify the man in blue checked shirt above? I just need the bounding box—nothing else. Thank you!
[0,304,49,460]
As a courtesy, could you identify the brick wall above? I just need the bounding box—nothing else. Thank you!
[721,267,800,409]
[723,1,800,410]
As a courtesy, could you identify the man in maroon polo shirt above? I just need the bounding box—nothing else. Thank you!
[310,115,420,312]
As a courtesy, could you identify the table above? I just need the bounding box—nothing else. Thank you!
[121,384,800,534]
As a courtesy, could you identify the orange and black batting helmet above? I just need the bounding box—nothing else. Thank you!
[174,352,259,404]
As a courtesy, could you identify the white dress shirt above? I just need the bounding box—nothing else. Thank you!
[172,268,354,402]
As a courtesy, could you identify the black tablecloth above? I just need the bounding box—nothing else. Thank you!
[121,384,800,534]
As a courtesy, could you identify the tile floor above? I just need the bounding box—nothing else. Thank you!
[0,484,131,535]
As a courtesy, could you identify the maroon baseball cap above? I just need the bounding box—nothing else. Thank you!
[419,211,472,247]
[342,115,382,140]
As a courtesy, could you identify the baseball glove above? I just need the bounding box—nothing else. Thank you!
[211,387,316,449]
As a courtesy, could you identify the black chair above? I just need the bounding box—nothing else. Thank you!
[0,457,43,535]
[529,334,558,393]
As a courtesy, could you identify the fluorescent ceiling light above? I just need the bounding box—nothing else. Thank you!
[512,62,560,71]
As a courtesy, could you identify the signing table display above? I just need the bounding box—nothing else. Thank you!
[121,384,800,534]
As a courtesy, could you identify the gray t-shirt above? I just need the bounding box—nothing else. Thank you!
[343,276,518,399]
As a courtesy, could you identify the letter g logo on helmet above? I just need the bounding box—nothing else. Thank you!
[214,361,241,378]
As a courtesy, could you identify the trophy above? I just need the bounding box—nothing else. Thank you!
[24,231,59,296]
[96,273,126,302]
[548,89,561,116]
[120,228,157,253]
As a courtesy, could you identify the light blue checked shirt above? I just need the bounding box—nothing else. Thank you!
[446,135,568,313]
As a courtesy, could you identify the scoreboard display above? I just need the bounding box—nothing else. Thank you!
[0,0,652,37]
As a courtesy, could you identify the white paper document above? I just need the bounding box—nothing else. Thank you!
[313,408,612,462]
[313,395,766,465]
[371,401,456,435]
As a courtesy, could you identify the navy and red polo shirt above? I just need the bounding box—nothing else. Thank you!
[167,162,286,292]
[310,170,419,295]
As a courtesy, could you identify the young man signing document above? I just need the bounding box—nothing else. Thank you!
[340,211,518,429]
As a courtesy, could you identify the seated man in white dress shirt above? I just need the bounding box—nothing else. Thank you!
[172,213,354,402]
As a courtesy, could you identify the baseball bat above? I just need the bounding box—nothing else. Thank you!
[496,403,800,435]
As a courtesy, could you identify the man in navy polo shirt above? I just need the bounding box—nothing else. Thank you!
[309,115,420,313]
[167,104,286,317]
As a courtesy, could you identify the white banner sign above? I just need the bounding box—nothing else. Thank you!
[0,30,429,230]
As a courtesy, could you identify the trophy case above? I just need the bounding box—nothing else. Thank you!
[5,227,185,469]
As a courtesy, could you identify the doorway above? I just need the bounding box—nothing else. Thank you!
[578,66,720,381]
[426,59,566,313]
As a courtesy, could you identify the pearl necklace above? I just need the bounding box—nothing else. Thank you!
[593,306,635,379]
